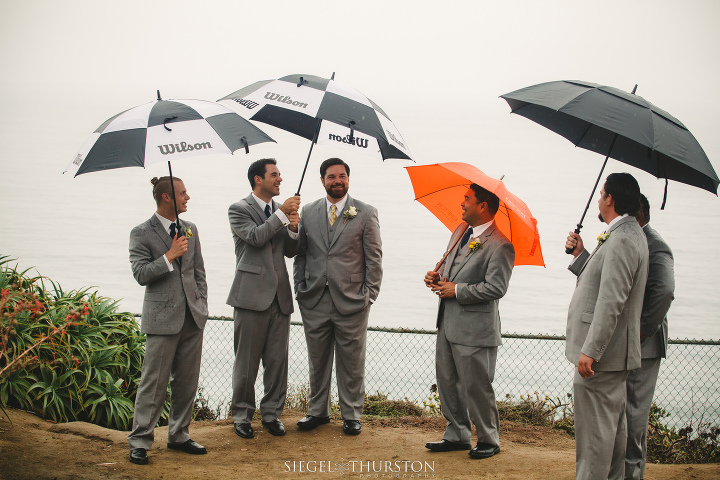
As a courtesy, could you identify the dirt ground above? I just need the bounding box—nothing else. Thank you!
[1,408,718,480]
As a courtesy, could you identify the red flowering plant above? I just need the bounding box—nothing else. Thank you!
[1,256,147,429]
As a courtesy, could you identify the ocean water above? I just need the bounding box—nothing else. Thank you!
[1,93,719,341]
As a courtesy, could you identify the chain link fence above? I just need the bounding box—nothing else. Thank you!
[190,317,719,430]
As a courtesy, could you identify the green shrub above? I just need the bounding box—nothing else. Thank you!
[363,391,424,417]
[647,403,720,464]
[0,256,170,430]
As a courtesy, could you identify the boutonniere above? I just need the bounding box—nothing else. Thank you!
[596,232,609,246]
[465,238,484,256]
[185,227,193,238]
[343,206,359,223]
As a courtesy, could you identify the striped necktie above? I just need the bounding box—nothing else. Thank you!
[329,205,338,225]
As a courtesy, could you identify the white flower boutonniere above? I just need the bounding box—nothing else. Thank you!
[596,232,609,246]
[465,238,484,256]
[185,227,193,238]
[343,206,359,223]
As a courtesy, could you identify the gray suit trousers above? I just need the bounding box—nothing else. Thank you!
[436,321,499,446]
[127,309,203,450]
[625,357,662,480]
[300,287,370,420]
[231,299,290,424]
[574,370,629,480]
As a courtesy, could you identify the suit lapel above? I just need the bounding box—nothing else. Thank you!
[577,217,629,276]
[449,224,495,282]
[315,200,330,250]
[150,215,173,250]
[246,194,266,226]
[329,195,353,249]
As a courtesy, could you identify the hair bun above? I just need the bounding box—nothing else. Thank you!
[151,177,159,186]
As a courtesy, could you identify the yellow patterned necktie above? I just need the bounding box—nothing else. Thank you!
[329,204,338,225]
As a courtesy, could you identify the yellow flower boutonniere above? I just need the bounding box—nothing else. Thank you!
[185,227,193,238]
[343,206,359,223]
[466,238,483,256]
[597,232,609,246]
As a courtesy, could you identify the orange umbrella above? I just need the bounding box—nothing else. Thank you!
[405,162,544,267]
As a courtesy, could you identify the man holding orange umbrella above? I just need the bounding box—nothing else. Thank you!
[423,183,515,460]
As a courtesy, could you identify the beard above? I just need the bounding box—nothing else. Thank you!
[598,212,605,223]
[325,182,348,199]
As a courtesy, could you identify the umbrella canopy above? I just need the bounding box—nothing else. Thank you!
[64,94,275,177]
[405,162,544,267]
[219,73,412,193]
[500,80,719,196]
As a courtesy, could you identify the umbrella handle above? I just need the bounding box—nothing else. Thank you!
[565,224,582,254]
[432,224,470,273]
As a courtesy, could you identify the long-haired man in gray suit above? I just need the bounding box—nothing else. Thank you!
[127,176,209,465]
[625,194,675,480]
[293,158,382,436]
[565,173,649,480]
[227,158,300,439]
[423,184,515,460]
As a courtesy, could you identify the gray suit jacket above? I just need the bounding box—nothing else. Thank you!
[226,194,298,315]
[640,224,674,359]
[293,195,382,316]
[437,222,515,347]
[129,215,208,335]
[566,216,649,371]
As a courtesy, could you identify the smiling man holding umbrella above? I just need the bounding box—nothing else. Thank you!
[423,183,515,460]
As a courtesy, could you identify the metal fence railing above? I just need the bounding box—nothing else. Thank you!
[164,316,719,431]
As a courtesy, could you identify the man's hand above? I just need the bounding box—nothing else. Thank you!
[166,234,188,263]
[279,195,301,216]
[424,271,440,288]
[287,212,300,232]
[566,232,584,257]
[578,353,595,378]
[431,280,456,299]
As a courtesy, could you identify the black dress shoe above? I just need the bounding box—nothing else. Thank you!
[425,439,472,452]
[297,415,330,431]
[262,419,286,436]
[235,423,254,439]
[129,448,149,465]
[167,439,207,455]
[343,420,362,435]
[469,442,500,459]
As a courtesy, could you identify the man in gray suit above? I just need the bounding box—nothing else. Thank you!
[625,194,675,480]
[227,158,300,439]
[293,158,382,435]
[565,173,649,480]
[423,184,515,460]
[127,176,209,465]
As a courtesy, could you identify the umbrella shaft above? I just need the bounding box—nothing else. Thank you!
[295,121,322,196]
[565,139,615,254]
[168,161,181,230]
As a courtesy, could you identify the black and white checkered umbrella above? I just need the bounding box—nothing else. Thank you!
[64,92,275,232]
[64,93,275,177]
[219,73,412,192]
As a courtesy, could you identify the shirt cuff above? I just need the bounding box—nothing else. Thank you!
[274,209,289,225]
[163,254,174,272]
[287,228,299,240]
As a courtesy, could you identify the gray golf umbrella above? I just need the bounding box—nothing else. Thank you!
[501,80,719,252]
[64,91,276,233]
